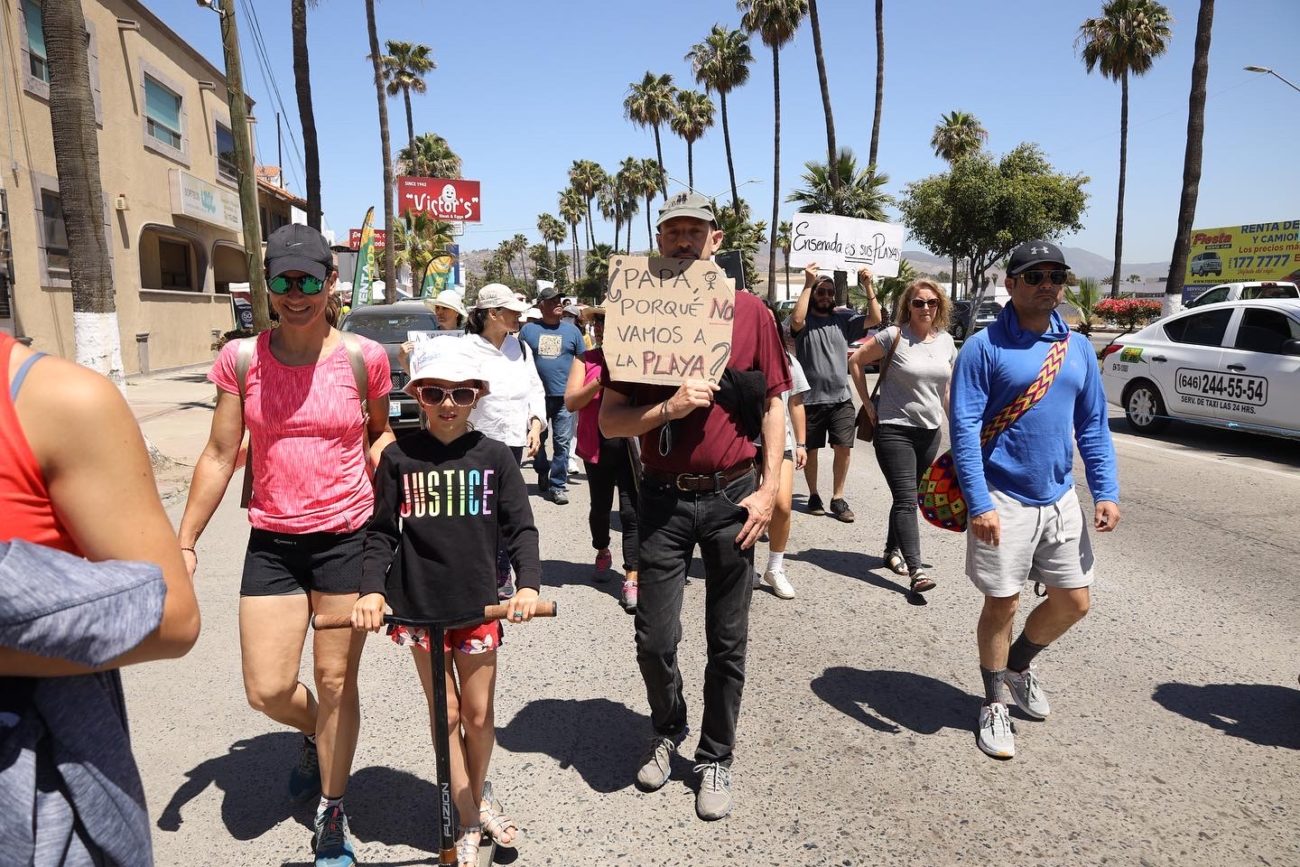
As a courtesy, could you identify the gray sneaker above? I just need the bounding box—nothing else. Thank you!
[694,762,733,820]
[635,735,677,791]
[976,702,1016,759]
[1004,666,1050,719]
[551,489,570,505]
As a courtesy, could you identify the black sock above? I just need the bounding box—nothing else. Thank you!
[1007,633,1048,673]
[980,666,1006,704]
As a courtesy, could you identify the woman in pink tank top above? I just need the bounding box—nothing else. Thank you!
[177,226,394,866]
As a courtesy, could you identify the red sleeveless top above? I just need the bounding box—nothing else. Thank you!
[0,332,79,553]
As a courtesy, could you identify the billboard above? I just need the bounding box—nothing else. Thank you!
[348,227,386,249]
[1183,219,1300,297]
[398,177,481,222]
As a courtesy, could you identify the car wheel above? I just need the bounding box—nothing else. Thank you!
[953,323,966,341]
[1124,381,1170,434]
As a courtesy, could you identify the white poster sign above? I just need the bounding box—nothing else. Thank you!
[169,169,241,232]
[787,214,905,277]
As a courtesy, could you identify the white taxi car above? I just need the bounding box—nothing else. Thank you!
[1101,299,1300,437]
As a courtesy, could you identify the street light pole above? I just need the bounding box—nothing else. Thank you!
[1244,65,1300,94]
[203,0,270,331]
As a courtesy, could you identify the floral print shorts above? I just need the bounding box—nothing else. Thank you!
[388,621,503,655]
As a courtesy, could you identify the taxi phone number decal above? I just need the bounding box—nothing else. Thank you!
[1174,367,1268,406]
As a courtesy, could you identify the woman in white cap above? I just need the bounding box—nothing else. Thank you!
[427,288,468,332]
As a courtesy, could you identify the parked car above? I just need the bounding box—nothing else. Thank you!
[1100,299,1300,438]
[339,300,447,431]
[1184,281,1298,309]
[1189,251,1223,277]
[949,300,1002,341]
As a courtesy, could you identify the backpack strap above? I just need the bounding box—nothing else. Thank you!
[979,338,1069,446]
[10,352,48,402]
[338,331,371,424]
[233,337,256,509]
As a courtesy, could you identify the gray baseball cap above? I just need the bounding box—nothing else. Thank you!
[656,191,717,227]
[264,224,333,281]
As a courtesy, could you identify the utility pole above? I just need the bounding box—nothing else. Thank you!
[204,0,271,331]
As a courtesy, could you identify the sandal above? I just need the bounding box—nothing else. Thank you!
[480,800,525,849]
[909,571,936,593]
[884,549,908,576]
[457,824,481,867]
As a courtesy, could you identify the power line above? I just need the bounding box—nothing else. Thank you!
[239,1,307,193]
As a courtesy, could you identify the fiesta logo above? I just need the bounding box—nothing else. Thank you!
[1193,232,1232,245]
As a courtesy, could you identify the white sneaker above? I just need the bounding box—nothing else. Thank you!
[763,569,795,599]
[1004,666,1050,720]
[977,702,1016,759]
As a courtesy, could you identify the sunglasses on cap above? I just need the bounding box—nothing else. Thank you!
[415,385,481,407]
[910,298,940,309]
[268,274,325,295]
[1020,269,1068,287]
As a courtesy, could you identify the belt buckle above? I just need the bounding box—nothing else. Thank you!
[675,474,694,492]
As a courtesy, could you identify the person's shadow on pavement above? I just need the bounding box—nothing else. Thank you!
[1152,682,1300,750]
[496,697,650,793]
[787,548,918,601]
[811,667,976,735]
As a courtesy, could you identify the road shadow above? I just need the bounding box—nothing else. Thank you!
[541,558,620,602]
[1107,417,1300,470]
[157,732,313,840]
[1152,682,1300,750]
[811,667,976,735]
[496,697,650,793]
[786,548,917,600]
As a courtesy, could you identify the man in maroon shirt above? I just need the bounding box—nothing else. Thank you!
[600,192,791,821]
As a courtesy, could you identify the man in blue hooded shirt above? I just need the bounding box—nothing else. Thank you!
[949,239,1120,760]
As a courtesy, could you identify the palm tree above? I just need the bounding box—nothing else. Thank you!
[291,0,321,229]
[739,0,807,302]
[397,132,461,178]
[1077,0,1173,296]
[537,213,567,266]
[512,233,530,285]
[687,25,753,211]
[365,0,396,302]
[806,0,838,193]
[597,179,621,254]
[392,212,453,294]
[776,220,793,273]
[788,148,892,220]
[624,72,678,202]
[1065,276,1102,335]
[931,110,988,298]
[1164,0,1214,315]
[670,90,715,190]
[558,187,586,281]
[568,160,606,250]
[381,40,436,157]
[495,239,517,283]
[868,0,884,169]
[43,0,124,377]
[637,156,663,250]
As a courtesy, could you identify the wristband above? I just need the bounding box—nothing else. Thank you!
[181,547,197,562]
[795,442,806,448]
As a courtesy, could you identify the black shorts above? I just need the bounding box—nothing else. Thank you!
[804,400,856,449]
[241,528,365,597]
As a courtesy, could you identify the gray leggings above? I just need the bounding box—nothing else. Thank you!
[873,423,941,573]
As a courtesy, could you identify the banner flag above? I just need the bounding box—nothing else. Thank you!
[350,207,376,308]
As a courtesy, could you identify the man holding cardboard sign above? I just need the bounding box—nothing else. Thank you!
[600,192,790,822]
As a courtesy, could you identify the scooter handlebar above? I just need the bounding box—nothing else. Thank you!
[311,600,558,631]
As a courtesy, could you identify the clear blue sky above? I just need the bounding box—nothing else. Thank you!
[160,0,1300,265]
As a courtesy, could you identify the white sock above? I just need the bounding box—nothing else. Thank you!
[766,551,785,574]
[317,794,343,819]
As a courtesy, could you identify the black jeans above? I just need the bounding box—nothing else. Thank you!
[584,438,639,571]
[635,469,755,767]
[873,424,941,573]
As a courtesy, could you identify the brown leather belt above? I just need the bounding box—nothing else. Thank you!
[642,460,755,493]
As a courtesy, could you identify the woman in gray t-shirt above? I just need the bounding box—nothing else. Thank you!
[849,280,956,593]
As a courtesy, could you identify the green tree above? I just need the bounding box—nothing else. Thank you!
[597,178,620,254]
[899,143,1089,322]
[615,158,644,253]
[537,213,568,268]
[867,258,915,318]
[787,148,892,220]
[739,0,808,302]
[670,90,715,190]
[1066,276,1102,335]
[568,160,607,250]
[511,233,530,285]
[636,156,663,251]
[624,72,677,202]
[776,220,793,273]
[397,132,461,178]
[931,110,988,297]
[365,0,396,302]
[714,199,768,291]
[558,187,586,281]
[381,40,435,156]
[1077,0,1173,296]
[1164,0,1214,315]
[868,0,884,169]
[291,0,321,229]
[392,212,453,294]
[687,25,753,211]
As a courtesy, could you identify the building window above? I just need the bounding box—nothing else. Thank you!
[145,76,183,150]
[216,123,237,183]
[39,190,70,281]
[158,238,192,291]
[23,0,49,83]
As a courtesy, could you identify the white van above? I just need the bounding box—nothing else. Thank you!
[1185,281,1299,309]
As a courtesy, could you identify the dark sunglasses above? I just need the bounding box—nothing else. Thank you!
[1021,269,1067,287]
[415,385,481,407]
[268,274,325,295]
[910,298,940,309]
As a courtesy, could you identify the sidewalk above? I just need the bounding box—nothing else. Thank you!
[124,364,218,506]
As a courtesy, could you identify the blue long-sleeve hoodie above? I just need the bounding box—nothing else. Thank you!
[949,304,1119,518]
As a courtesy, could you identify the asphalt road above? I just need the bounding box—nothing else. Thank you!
[129,416,1300,867]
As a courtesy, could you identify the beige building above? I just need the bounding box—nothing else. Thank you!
[0,0,300,372]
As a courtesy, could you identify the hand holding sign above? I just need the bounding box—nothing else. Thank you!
[788,214,905,277]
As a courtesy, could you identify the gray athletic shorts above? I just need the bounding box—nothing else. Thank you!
[966,487,1094,598]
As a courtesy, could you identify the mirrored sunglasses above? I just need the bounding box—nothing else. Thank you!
[416,385,480,407]
[910,298,940,309]
[269,274,325,295]
[1021,269,1067,287]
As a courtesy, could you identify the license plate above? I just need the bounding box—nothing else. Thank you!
[1174,367,1268,406]
[389,401,403,418]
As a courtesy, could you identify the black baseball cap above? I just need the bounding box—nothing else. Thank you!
[536,285,562,301]
[1007,240,1069,276]
[265,224,333,281]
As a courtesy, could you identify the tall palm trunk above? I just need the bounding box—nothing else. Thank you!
[653,125,667,201]
[868,0,884,168]
[585,201,595,250]
[571,224,580,281]
[686,142,695,190]
[519,249,529,285]
[365,0,396,302]
[720,91,739,210]
[807,0,838,192]
[645,194,654,251]
[1111,71,1128,298]
[291,0,322,229]
[402,87,415,156]
[767,44,781,303]
[613,216,621,255]
[43,0,122,380]
[1165,0,1214,315]
[952,255,960,300]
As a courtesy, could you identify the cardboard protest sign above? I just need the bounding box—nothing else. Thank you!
[787,214,905,277]
[603,255,735,385]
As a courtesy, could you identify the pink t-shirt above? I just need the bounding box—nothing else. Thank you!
[210,332,391,534]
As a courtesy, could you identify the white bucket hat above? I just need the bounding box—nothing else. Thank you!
[404,336,490,398]
[427,288,467,318]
